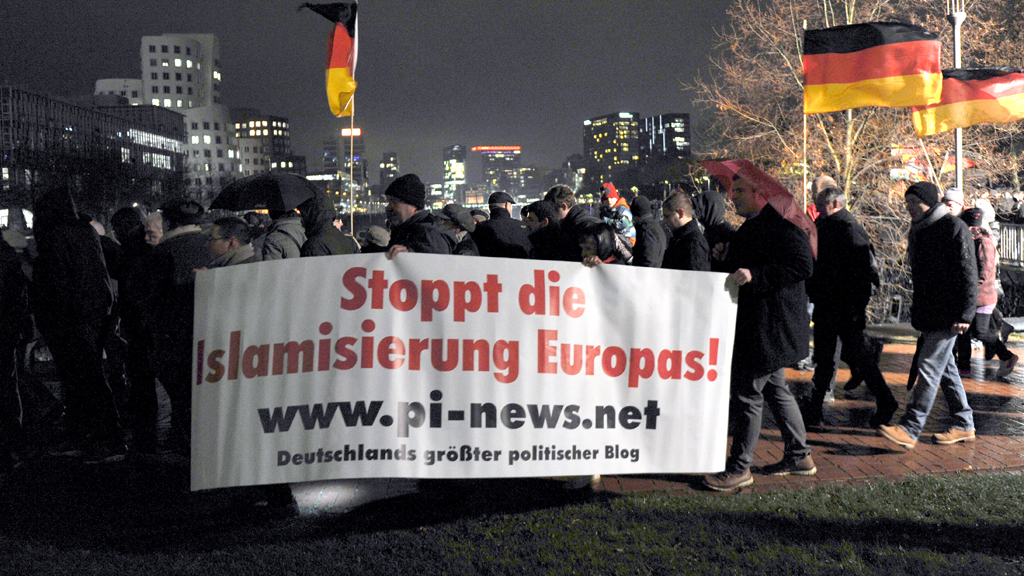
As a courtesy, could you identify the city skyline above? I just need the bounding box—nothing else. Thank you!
[2,1,730,186]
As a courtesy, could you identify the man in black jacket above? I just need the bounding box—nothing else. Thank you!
[879,182,978,449]
[547,185,601,263]
[472,192,532,259]
[704,175,816,491]
[661,192,710,272]
[385,174,457,257]
[804,186,897,428]
[629,196,666,268]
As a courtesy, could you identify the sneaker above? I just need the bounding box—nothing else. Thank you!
[878,424,917,449]
[823,389,835,404]
[958,367,971,377]
[760,455,817,476]
[703,469,753,492]
[996,354,1018,380]
[934,428,976,445]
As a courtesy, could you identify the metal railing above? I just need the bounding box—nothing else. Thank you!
[999,222,1024,268]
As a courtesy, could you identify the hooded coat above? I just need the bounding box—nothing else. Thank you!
[30,188,113,332]
[299,192,359,257]
[262,212,306,260]
[692,189,736,272]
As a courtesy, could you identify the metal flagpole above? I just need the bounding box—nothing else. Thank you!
[802,19,808,211]
[947,0,966,190]
[348,96,355,233]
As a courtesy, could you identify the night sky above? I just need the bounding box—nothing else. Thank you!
[1,1,730,186]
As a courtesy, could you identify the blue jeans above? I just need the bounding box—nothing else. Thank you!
[727,368,810,473]
[900,329,974,439]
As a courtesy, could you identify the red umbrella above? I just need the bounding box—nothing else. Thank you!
[701,159,817,258]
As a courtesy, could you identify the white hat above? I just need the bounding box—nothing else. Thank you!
[942,187,964,205]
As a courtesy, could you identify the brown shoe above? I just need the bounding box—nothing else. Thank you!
[878,424,917,449]
[934,428,976,445]
[760,455,817,476]
[703,469,753,492]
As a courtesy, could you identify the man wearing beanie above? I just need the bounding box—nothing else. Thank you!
[384,174,457,257]
[879,181,978,449]
[942,187,965,217]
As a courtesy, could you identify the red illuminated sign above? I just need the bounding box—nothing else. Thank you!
[471,145,521,152]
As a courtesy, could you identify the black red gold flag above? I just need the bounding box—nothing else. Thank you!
[912,67,1024,137]
[803,22,942,115]
[301,2,358,117]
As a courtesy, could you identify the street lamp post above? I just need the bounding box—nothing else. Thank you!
[946,0,966,191]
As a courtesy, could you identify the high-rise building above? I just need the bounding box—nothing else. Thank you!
[640,113,691,163]
[1,86,186,212]
[319,128,370,210]
[443,145,467,201]
[472,146,522,196]
[231,108,304,176]
[583,112,639,190]
[379,152,399,191]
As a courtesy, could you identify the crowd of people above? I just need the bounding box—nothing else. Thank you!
[0,170,1017,495]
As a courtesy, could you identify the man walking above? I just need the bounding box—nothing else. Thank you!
[704,173,816,491]
[803,186,897,427]
[879,182,978,449]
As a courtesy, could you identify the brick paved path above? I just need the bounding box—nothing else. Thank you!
[292,336,1024,512]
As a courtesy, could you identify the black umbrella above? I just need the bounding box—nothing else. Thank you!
[210,172,319,212]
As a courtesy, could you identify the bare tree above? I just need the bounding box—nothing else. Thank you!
[688,0,1024,321]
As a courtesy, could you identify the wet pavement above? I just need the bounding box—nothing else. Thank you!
[289,329,1024,511]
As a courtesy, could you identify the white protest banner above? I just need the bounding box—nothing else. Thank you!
[191,253,736,490]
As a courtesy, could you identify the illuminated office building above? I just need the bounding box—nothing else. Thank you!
[472,145,522,196]
[443,145,467,201]
[583,112,639,190]
[231,108,304,176]
[379,152,399,190]
[639,113,691,162]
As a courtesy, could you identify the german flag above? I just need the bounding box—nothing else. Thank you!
[803,22,942,115]
[303,3,358,117]
[912,68,1024,137]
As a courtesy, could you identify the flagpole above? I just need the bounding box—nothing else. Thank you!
[802,19,808,211]
[348,97,355,233]
[947,0,966,191]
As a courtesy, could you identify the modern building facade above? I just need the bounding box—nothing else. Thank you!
[583,112,639,190]
[639,113,691,163]
[472,145,522,196]
[442,144,467,201]
[93,78,144,106]
[1,86,187,213]
[231,108,304,177]
[379,152,399,191]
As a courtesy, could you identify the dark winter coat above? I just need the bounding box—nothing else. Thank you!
[453,232,480,256]
[528,222,563,261]
[471,209,532,259]
[388,210,458,255]
[145,226,212,351]
[555,205,601,262]
[726,203,814,378]
[692,189,736,272]
[0,235,31,345]
[631,214,667,268]
[806,208,876,326]
[262,214,306,260]
[30,188,113,332]
[662,219,710,272]
[300,193,359,258]
[907,205,978,331]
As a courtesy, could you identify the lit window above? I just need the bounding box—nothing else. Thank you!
[176,100,182,107]
[186,60,193,68]
[235,123,240,129]
[228,150,235,159]
[213,71,221,80]
[261,121,267,127]
[263,129,268,136]
[203,135,211,144]
[163,99,171,107]
[174,59,182,67]
[151,98,160,105]
[161,59,169,67]
[190,135,199,144]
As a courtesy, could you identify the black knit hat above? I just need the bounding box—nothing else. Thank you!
[961,207,984,227]
[384,174,426,210]
[630,196,652,219]
[905,182,940,208]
